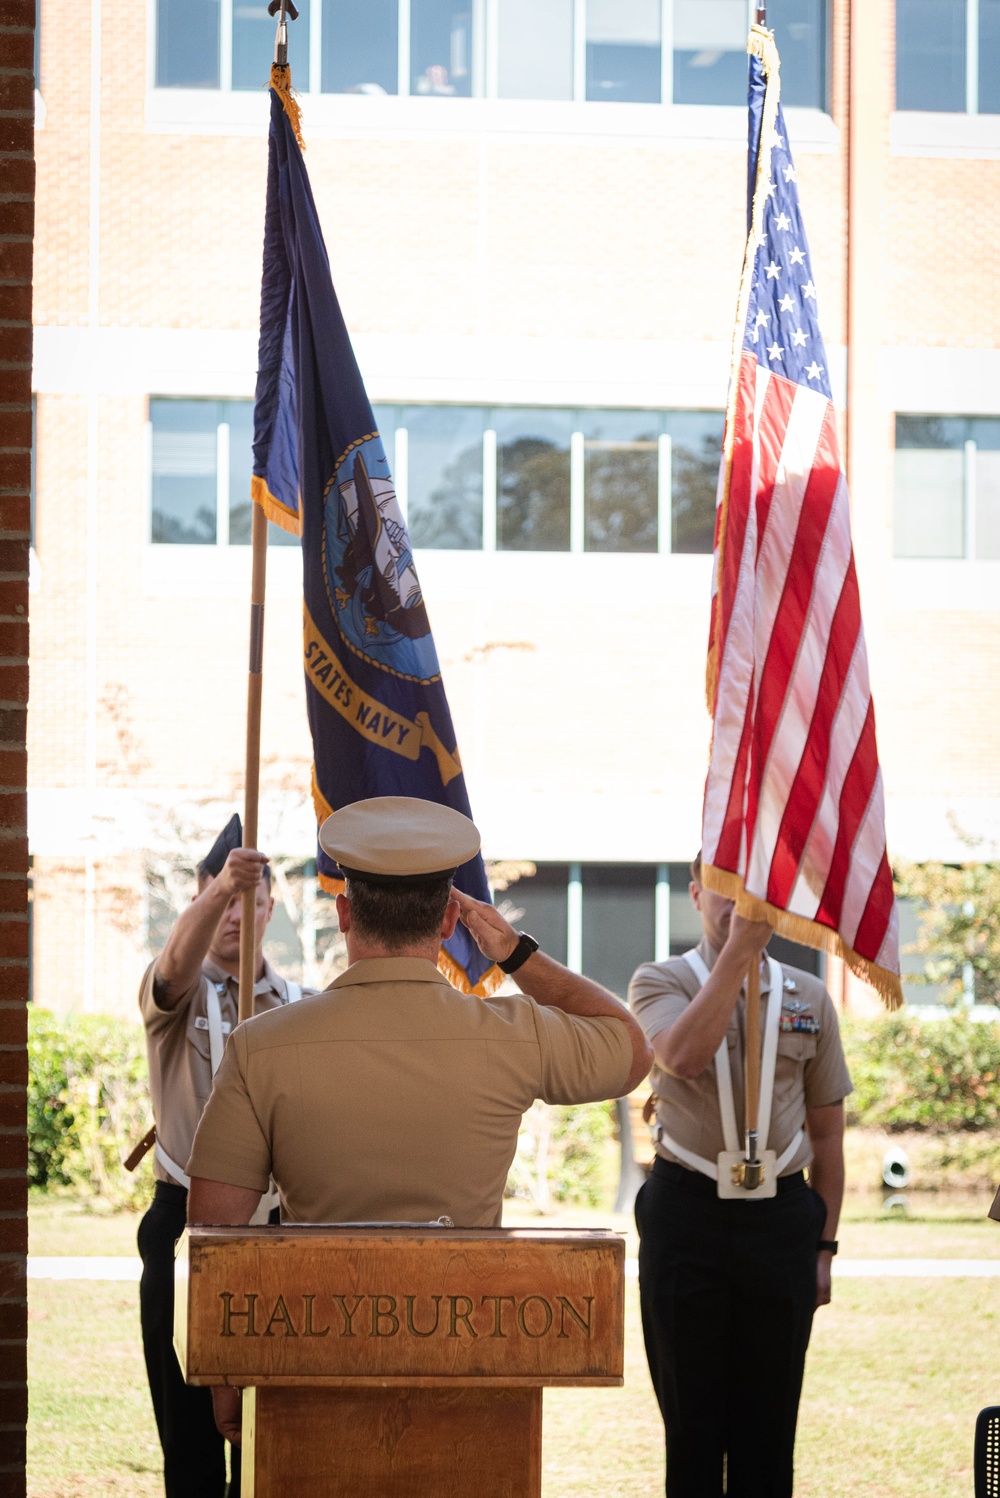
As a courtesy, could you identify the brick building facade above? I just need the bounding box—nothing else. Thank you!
[28,0,1000,1019]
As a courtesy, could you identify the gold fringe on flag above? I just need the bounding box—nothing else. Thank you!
[701,862,905,1009]
[270,62,306,152]
[706,24,782,712]
[251,474,302,535]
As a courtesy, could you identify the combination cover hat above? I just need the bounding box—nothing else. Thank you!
[319,797,480,884]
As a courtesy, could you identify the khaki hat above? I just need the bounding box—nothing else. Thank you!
[319,796,480,884]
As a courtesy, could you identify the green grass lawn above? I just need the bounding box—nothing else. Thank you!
[26,1193,1000,1497]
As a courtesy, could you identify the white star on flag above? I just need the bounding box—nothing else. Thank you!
[755,309,770,328]
[774,211,792,231]
[779,293,795,312]
[802,280,817,300]
[805,361,823,380]
[783,164,797,183]
[767,342,784,361]
[789,245,806,265]
[765,261,781,279]
[769,130,784,148]
[791,327,807,347]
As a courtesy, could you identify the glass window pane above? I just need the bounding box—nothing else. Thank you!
[403,406,484,550]
[233,0,310,90]
[581,865,656,999]
[411,0,474,95]
[582,409,660,554]
[667,411,723,555]
[981,0,1000,113]
[587,0,661,103]
[893,449,965,558]
[504,865,568,966]
[499,0,574,100]
[895,0,966,112]
[495,408,573,552]
[322,0,398,94]
[668,862,703,956]
[226,400,297,547]
[672,0,746,106]
[157,0,221,88]
[975,450,1000,560]
[371,405,398,468]
[770,0,826,110]
[895,414,967,449]
[151,400,219,545]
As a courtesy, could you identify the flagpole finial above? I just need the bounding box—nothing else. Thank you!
[268,0,299,66]
[756,5,767,21]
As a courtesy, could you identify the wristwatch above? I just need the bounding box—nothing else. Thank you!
[499,931,540,975]
[817,1239,838,1255]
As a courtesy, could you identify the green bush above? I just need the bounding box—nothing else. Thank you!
[842,1012,1000,1132]
[505,1100,615,1209]
[28,1007,153,1209]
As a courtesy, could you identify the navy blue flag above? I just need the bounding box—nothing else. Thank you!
[251,78,500,996]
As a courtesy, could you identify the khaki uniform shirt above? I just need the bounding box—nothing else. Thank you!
[139,956,308,1185]
[188,955,633,1228]
[628,938,852,1176]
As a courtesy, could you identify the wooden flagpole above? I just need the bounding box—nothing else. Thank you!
[238,500,268,1023]
[742,953,763,1187]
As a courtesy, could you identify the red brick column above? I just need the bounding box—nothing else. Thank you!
[0,2,33,1494]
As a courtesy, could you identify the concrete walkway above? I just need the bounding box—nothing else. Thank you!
[25,1256,1000,1282]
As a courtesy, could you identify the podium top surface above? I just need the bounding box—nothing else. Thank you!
[175,1224,625,1388]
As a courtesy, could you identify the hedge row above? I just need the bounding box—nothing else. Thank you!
[26,1006,1000,1207]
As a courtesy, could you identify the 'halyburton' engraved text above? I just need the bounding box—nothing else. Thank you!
[219,1291,594,1341]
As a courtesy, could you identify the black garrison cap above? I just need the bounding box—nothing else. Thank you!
[199,814,243,879]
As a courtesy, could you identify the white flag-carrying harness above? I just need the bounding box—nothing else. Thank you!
[652,950,804,1195]
[155,978,303,1221]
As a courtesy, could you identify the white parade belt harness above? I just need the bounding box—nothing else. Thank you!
[155,978,303,1223]
[654,949,804,1200]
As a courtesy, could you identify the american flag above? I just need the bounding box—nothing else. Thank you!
[702,32,902,1007]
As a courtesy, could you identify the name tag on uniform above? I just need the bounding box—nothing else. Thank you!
[194,1016,232,1035]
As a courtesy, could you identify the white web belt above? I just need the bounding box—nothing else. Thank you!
[654,948,804,1187]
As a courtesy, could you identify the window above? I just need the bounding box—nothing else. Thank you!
[896,0,1000,114]
[505,864,570,966]
[894,415,1000,560]
[154,0,829,108]
[495,408,573,552]
[498,0,573,100]
[581,864,657,996]
[402,405,485,549]
[371,403,722,553]
[586,0,662,104]
[149,399,297,546]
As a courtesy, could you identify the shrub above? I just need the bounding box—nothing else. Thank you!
[505,1100,615,1210]
[28,1007,153,1209]
[842,1012,1000,1132]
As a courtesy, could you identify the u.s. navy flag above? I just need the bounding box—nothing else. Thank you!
[251,77,500,996]
[703,28,902,1007]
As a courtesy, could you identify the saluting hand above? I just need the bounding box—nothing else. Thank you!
[453,888,520,964]
[217,847,269,898]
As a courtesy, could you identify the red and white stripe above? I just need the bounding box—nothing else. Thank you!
[703,354,900,992]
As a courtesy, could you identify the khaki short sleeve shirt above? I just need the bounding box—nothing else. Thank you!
[139,956,309,1185]
[188,955,633,1227]
[628,938,852,1175]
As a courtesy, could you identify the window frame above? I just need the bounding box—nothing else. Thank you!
[151,0,830,110]
[893,413,1000,561]
[895,0,993,115]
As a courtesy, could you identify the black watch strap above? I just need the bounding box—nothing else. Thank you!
[499,932,540,975]
[817,1239,838,1255]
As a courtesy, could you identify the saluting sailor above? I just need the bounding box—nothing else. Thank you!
[186,796,653,1449]
[136,815,313,1498]
[628,851,852,1498]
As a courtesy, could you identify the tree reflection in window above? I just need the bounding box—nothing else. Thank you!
[496,411,573,552]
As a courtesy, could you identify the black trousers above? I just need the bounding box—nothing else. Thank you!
[635,1158,827,1498]
[138,1181,240,1498]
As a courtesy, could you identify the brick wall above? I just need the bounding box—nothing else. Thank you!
[0,0,33,1491]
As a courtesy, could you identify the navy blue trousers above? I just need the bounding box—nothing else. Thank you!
[636,1158,826,1498]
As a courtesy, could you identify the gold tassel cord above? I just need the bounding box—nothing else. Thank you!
[705,24,781,712]
[270,62,306,152]
[251,474,302,535]
[701,862,904,1010]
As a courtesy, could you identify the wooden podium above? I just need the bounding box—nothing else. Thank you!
[175,1224,624,1497]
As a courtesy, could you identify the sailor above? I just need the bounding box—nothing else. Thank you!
[186,795,653,1447]
[628,852,852,1498]
[137,815,312,1498]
